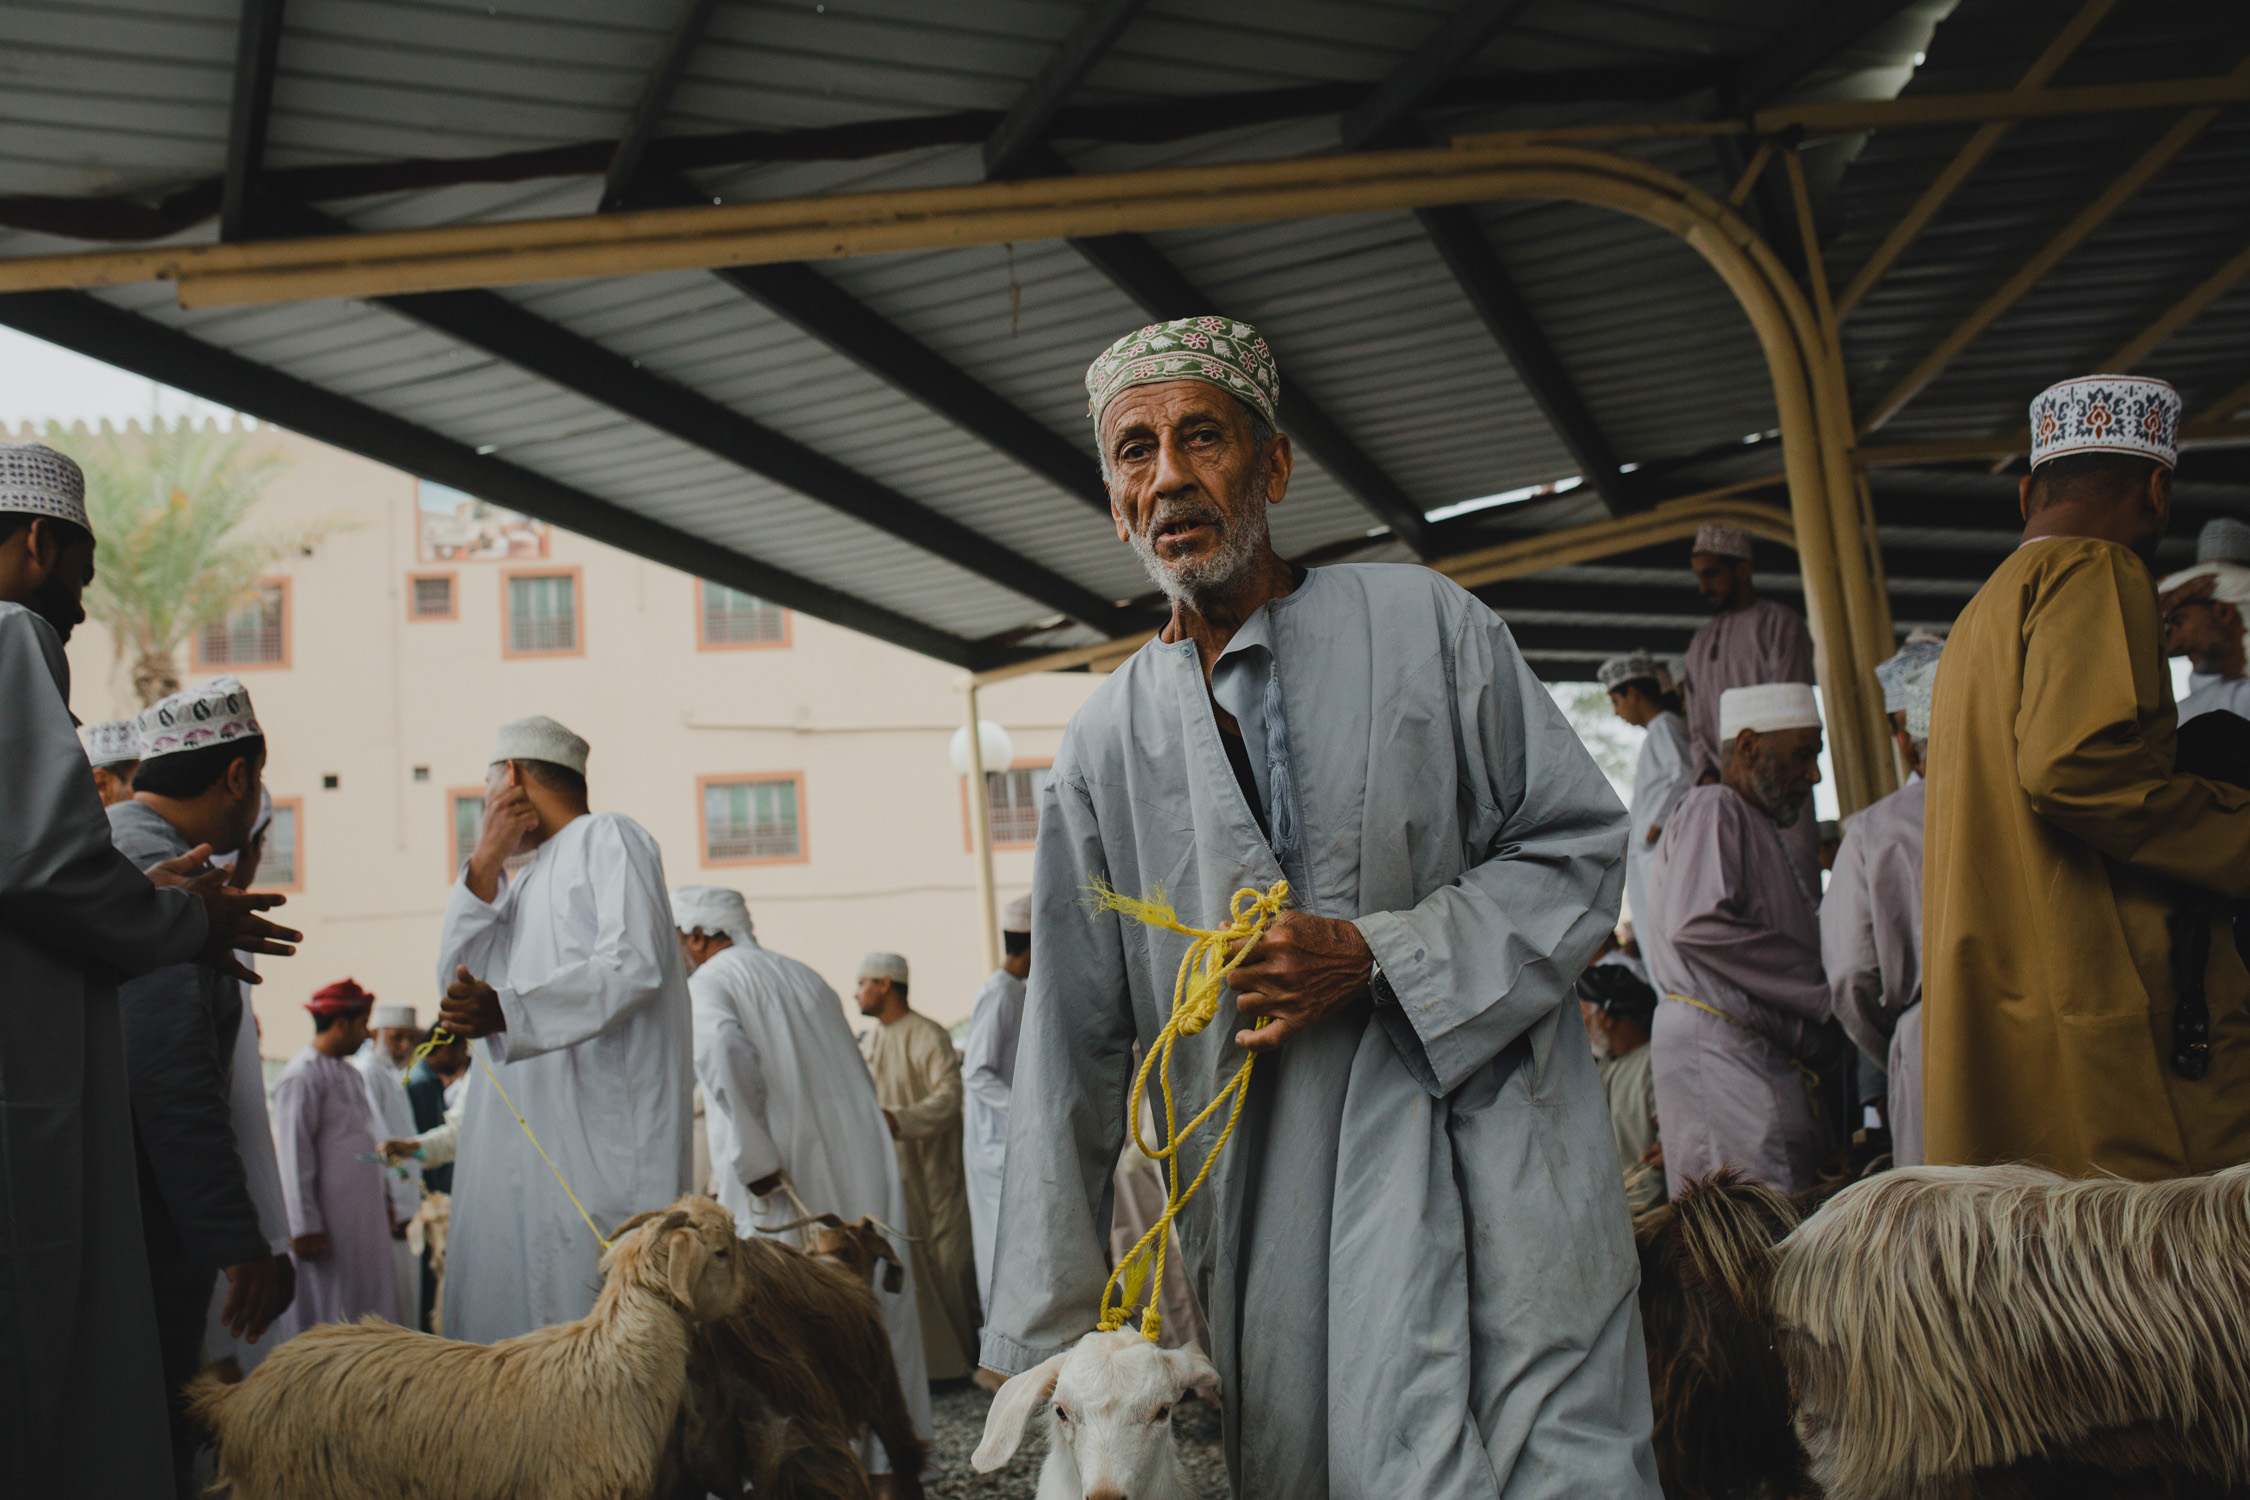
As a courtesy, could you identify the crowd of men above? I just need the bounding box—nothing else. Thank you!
[6,326,2247,1500]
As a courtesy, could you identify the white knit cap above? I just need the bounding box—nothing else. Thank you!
[1692,524,1754,560]
[1003,894,1032,934]
[672,885,755,948]
[370,1004,418,1030]
[490,714,588,774]
[2027,374,2179,470]
[859,951,910,984]
[2157,559,2250,610]
[80,717,140,768]
[2196,517,2250,563]
[137,675,262,760]
[0,442,89,535]
[1718,683,1821,744]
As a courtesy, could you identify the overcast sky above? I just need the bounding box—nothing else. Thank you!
[0,325,241,433]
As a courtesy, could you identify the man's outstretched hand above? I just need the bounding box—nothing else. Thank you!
[439,965,507,1038]
[1226,911,1373,1052]
[153,846,301,984]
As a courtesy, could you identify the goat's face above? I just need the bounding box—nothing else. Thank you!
[609,1195,747,1322]
[972,1328,1220,1498]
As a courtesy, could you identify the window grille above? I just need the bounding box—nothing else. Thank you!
[508,573,577,653]
[704,778,802,861]
[199,582,286,665]
[984,765,1048,846]
[701,583,787,645]
[411,575,454,618]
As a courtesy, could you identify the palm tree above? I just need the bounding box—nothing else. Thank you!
[48,417,335,705]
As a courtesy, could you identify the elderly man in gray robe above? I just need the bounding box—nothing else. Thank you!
[1821,638,1941,1162]
[1823,649,1941,1167]
[1644,683,1841,1196]
[1682,524,1823,888]
[0,442,298,1500]
[984,318,1657,1498]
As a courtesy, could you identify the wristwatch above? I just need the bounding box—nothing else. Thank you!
[1368,954,1400,1010]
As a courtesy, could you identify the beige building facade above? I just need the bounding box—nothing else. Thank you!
[55,420,1098,1059]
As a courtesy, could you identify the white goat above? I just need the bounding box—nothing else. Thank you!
[972,1329,1219,1500]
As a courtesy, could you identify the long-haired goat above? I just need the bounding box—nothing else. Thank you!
[1773,1162,2250,1500]
[680,1230,926,1500]
[189,1196,744,1500]
[1634,1168,1815,1500]
[972,1328,1220,1500]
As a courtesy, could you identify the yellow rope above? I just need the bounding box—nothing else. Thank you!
[408,1027,614,1251]
[1664,992,1822,1120]
[1092,878,1290,1343]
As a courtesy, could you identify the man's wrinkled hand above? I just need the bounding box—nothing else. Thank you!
[223,1252,292,1341]
[466,781,538,900]
[1226,911,1373,1052]
[439,965,506,1038]
[184,863,300,984]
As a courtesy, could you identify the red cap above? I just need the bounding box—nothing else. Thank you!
[306,978,375,1016]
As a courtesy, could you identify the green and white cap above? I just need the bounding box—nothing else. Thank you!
[1085,316,1280,427]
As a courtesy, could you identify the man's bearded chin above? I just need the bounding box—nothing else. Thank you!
[1747,756,1810,828]
[1130,493,1271,605]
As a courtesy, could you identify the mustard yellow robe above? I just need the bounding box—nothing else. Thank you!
[1923,536,2250,1177]
[860,1009,979,1378]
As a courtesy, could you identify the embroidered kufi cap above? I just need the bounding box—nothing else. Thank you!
[1902,659,1941,743]
[137,675,261,760]
[1596,650,1664,692]
[2197,516,2250,563]
[1692,524,1755,560]
[2027,374,2179,470]
[0,442,90,535]
[490,714,588,774]
[2157,559,2250,611]
[1085,316,1280,428]
[80,717,141,768]
[859,951,910,984]
[307,978,375,1016]
[673,885,755,948]
[1718,683,1822,744]
[1003,894,1032,934]
[1872,635,1946,713]
[370,1003,418,1029]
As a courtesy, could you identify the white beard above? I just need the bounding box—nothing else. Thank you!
[1129,495,1272,606]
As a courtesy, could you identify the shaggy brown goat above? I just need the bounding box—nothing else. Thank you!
[676,1231,926,1500]
[189,1196,744,1500]
[1634,1169,1815,1500]
[1773,1162,2250,1500]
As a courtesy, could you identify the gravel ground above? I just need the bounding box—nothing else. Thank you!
[918,1379,1230,1498]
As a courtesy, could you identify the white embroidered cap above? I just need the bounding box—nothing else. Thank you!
[0,442,90,535]
[2197,516,2250,563]
[1872,634,1946,714]
[859,951,910,984]
[1596,650,1664,691]
[1902,659,1941,743]
[369,1004,418,1030]
[1718,683,1821,744]
[672,885,755,947]
[2157,559,2250,611]
[137,675,262,760]
[1003,894,1032,934]
[1692,524,1754,560]
[2027,374,2179,470]
[490,714,589,774]
[80,717,141,767]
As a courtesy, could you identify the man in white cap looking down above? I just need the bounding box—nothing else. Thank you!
[432,715,693,1343]
[1643,682,1840,1197]
[1924,375,2250,1179]
[961,893,1030,1328]
[1680,522,1822,889]
[81,717,142,805]
[350,1000,424,1322]
[673,885,932,1479]
[2157,559,2250,724]
[856,951,979,1383]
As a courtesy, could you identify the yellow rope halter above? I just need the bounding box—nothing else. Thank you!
[1091,878,1290,1343]
[408,1026,614,1251]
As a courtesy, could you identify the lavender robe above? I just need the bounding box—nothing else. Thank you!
[270,1048,399,1339]
[1682,596,1822,886]
[1819,779,1925,1165]
[1643,784,1836,1196]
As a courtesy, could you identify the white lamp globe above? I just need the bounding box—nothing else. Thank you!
[949,720,1015,776]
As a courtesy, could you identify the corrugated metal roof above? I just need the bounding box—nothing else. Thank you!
[0,0,2244,676]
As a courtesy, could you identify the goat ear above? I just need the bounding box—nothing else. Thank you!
[971,1352,1066,1472]
[1162,1346,1222,1404]
[661,1222,707,1311]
